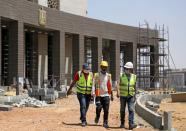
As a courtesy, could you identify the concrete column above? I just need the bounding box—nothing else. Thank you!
[97,37,102,72]
[72,34,84,74]
[150,46,155,88]
[150,45,159,88]
[164,112,172,130]
[0,17,1,85]
[60,31,65,85]
[110,40,120,81]
[17,21,24,78]
[115,40,120,81]
[79,34,84,69]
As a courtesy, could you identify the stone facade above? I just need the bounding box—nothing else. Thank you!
[0,0,157,86]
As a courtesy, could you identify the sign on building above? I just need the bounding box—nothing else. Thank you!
[39,8,47,26]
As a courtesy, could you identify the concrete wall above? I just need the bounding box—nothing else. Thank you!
[0,94,28,104]
[0,17,1,85]
[171,92,186,102]
[135,94,171,129]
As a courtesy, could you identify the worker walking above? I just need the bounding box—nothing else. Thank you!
[67,63,93,127]
[92,60,113,128]
[116,62,137,130]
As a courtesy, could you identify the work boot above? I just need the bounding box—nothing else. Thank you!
[120,122,125,128]
[81,121,87,127]
[94,117,99,124]
[103,121,109,128]
[129,124,137,130]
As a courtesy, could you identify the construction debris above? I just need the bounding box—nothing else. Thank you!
[0,89,5,96]
[4,91,16,96]
[145,100,160,112]
[13,97,48,108]
[0,104,13,111]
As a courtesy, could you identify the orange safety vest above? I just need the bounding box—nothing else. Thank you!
[94,72,112,96]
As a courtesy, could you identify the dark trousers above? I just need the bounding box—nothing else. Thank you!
[120,96,135,125]
[96,96,110,123]
[77,92,91,122]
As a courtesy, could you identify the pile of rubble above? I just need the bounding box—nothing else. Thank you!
[145,100,160,112]
[28,86,67,103]
[13,97,48,108]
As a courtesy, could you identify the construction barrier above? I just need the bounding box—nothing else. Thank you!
[135,94,171,129]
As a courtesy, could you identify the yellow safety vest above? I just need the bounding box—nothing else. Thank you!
[119,73,136,96]
[76,71,93,94]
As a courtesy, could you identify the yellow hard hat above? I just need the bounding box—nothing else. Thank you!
[100,61,108,67]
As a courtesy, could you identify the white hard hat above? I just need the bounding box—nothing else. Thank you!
[124,62,133,69]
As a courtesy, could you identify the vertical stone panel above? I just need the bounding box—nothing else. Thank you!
[79,34,84,69]
[17,21,24,77]
[59,31,65,84]
[115,40,120,81]
[0,17,1,85]
[97,37,102,72]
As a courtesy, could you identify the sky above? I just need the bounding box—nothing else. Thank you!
[88,0,186,69]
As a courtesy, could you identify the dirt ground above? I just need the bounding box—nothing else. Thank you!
[159,98,186,131]
[0,94,154,131]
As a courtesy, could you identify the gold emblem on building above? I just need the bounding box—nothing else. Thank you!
[39,8,47,26]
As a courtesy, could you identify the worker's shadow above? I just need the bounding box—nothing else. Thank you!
[62,122,102,127]
[108,126,123,129]
[62,122,121,130]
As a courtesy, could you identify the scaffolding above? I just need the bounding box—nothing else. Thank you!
[137,22,170,89]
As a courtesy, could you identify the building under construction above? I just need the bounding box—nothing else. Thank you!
[0,0,169,89]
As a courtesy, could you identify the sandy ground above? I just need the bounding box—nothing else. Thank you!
[159,98,186,131]
[0,93,154,131]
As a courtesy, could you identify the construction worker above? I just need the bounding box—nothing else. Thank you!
[116,62,137,130]
[92,60,113,128]
[67,63,93,127]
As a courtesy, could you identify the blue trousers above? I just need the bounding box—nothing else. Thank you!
[77,92,91,122]
[120,96,135,125]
